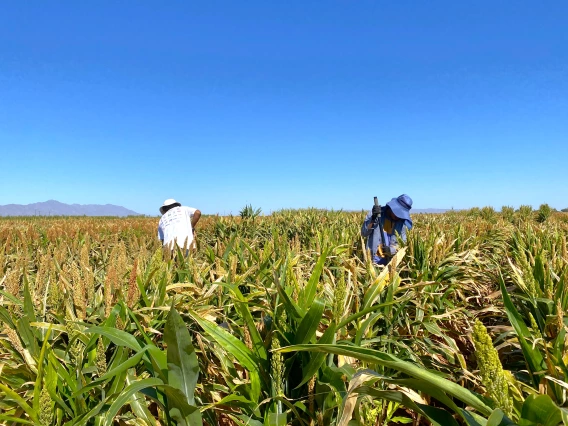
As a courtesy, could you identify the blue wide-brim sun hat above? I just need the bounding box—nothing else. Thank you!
[387,194,413,220]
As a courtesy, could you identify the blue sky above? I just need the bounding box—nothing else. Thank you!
[1,1,567,215]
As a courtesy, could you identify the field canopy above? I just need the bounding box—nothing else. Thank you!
[0,207,567,425]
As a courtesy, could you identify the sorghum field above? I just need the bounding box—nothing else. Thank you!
[1,206,567,426]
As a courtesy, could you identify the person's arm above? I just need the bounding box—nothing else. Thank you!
[158,224,164,243]
[361,211,374,237]
[191,209,201,228]
[388,220,410,255]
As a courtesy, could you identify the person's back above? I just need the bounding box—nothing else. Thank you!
[157,199,201,252]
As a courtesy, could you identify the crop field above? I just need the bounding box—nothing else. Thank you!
[0,207,567,425]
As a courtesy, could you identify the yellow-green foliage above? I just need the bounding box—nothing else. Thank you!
[472,320,513,417]
[271,335,284,397]
[96,337,107,377]
[0,211,566,424]
[39,386,54,426]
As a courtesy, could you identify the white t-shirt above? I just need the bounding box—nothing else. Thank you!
[158,206,197,249]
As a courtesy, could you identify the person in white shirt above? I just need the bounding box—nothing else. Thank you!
[158,199,201,253]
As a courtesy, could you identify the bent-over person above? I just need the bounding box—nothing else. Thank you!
[361,194,413,265]
[158,198,201,255]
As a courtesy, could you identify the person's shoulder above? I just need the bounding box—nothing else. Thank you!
[159,209,174,222]
[183,206,197,214]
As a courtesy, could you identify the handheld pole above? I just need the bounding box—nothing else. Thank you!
[374,196,386,257]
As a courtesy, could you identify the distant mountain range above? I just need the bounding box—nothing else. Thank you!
[0,200,141,217]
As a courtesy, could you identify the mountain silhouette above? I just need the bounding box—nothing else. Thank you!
[0,200,141,217]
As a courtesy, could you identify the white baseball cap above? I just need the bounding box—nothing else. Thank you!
[159,199,181,214]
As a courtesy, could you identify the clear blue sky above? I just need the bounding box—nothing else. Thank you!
[1,1,567,215]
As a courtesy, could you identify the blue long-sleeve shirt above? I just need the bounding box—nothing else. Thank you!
[361,206,412,264]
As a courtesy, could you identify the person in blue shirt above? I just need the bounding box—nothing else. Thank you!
[361,194,413,265]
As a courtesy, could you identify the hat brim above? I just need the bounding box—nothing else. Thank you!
[159,202,181,215]
[387,198,411,221]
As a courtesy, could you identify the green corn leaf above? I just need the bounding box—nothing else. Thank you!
[266,412,287,426]
[16,315,39,360]
[107,347,131,397]
[295,323,337,389]
[164,305,203,426]
[201,394,257,413]
[241,240,261,263]
[560,408,568,425]
[456,409,487,426]
[301,249,329,312]
[386,378,484,425]
[320,365,348,396]
[103,378,163,426]
[136,272,152,307]
[122,304,168,379]
[22,278,38,332]
[533,255,547,294]
[230,285,268,362]
[0,415,34,425]
[355,388,460,426]
[46,353,74,418]
[146,344,168,381]
[72,349,146,397]
[498,273,546,387]
[124,303,155,347]
[125,371,158,426]
[188,309,263,402]
[65,399,107,426]
[295,299,325,344]
[0,383,38,423]
[275,394,312,422]
[164,306,199,404]
[553,328,568,379]
[486,409,516,426]
[337,299,403,330]
[363,271,391,309]
[520,394,562,426]
[30,322,67,333]
[276,278,302,320]
[86,326,143,352]
[229,414,264,426]
[223,234,237,261]
[355,311,382,346]
[159,384,201,425]
[33,325,52,413]
[278,344,492,416]
[0,305,15,328]
[0,290,22,306]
